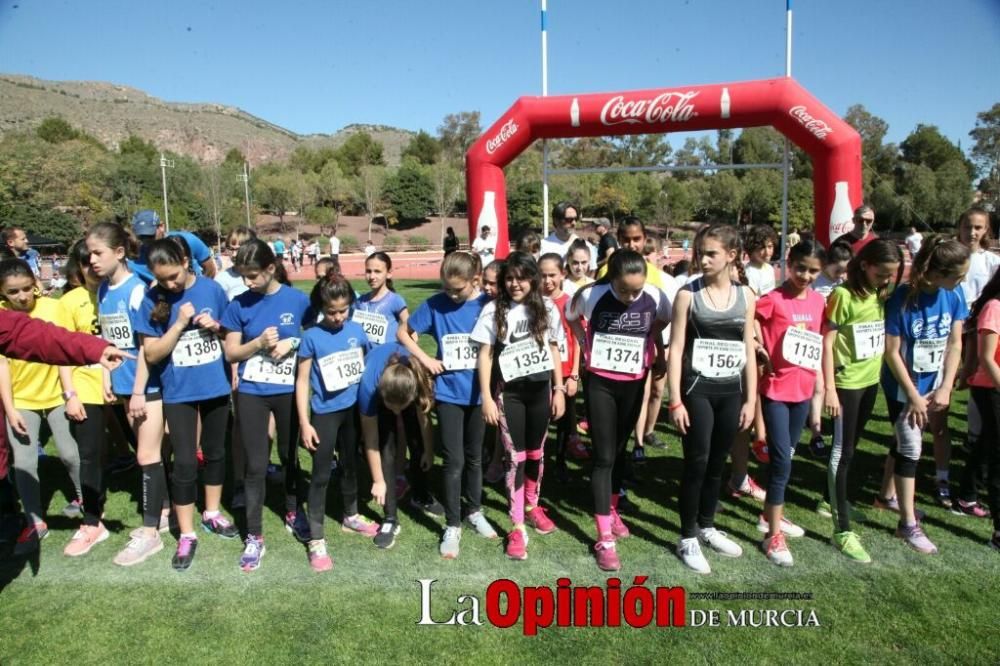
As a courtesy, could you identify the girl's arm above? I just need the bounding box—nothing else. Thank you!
[549,340,565,420]
[295,357,319,451]
[667,289,691,433]
[979,331,1000,390]
[397,321,444,375]
[739,288,758,431]
[58,366,86,422]
[478,343,498,425]
[884,333,927,428]
[0,358,27,435]
[143,302,195,364]
[360,414,386,506]
[567,334,582,397]
[822,324,840,418]
[650,319,667,379]
[128,343,153,419]
[417,409,435,470]
[397,306,410,333]
[223,328,276,363]
[929,321,964,410]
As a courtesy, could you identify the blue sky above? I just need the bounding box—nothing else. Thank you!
[0,0,997,151]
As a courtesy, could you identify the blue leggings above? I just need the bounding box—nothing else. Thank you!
[762,397,810,506]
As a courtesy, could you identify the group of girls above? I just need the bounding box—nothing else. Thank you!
[3,206,999,576]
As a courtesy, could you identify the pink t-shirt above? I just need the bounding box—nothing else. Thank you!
[755,286,826,402]
[969,299,1000,389]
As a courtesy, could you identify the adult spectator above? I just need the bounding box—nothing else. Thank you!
[787,227,801,248]
[905,225,923,259]
[471,225,496,260]
[0,309,131,370]
[273,236,286,263]
[847,204,877,254]
[364,239,377,257]
[540,202,597,272]
[129,209,216,282]
[443,227,459,256]
[328,229,341,270]
[594,219,618,267]
[2,228,41,278]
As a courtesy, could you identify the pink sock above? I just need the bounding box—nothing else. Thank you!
[525,478,539,510]
[594,514,612,541]
[610,494,620,512]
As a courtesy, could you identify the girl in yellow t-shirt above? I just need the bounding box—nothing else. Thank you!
[0,258,83,555]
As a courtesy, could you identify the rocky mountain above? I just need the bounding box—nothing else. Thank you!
[0,73,414,165]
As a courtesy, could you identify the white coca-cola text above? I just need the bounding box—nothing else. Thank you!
[789,105,833,140]
[486,119,518,154]
[599,91,699,126]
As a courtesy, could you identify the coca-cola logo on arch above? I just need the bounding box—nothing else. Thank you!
[789,105,834,140]
[600,91,699,126]
[485,119,518,154]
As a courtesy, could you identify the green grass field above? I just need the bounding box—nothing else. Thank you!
[1,280,998,664]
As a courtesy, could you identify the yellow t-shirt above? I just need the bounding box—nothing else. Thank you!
[595,260,667,290]
[59,287,105,405]
[2,298,70,410]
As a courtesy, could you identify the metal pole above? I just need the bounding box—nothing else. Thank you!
[779,0,792,279]
[242,162,252,229]
[159,153,171,233]
[541,0,550,239]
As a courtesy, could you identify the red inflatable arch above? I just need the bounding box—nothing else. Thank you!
[466,77,862,258]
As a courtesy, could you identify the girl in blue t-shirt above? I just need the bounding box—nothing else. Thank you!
[221,239,310,571]
[880,236,969,555]
[88,222,169,567]
[296,273,376,572]
[135,237,237,572]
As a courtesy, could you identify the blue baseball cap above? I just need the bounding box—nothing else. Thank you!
[132,209,161,237]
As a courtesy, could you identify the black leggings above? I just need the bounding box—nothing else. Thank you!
[964,388,1000,532]
[164,396,230,506]
[552,386,578,466]
[586,372,645,516]
[377,405,430,521]
[310,408,357,539]
[828,384,878,533]
[71,403,107,526]
[437,402,485,528]
[237,391,302,536]
[679,391,742,538]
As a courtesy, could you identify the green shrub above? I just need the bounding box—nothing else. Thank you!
[382,235,400,251]
[408,235,430,251]
[339,234,359,252]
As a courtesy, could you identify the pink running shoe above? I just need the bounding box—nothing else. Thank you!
[505,528,527,560]
[729,476,766,502]
[956,500,990,518]
[594,539,620,571]
[610,509,630,539]
[751,439,770,464]
[566,435,591,460]
[895,522,938,554]
[308,540,333,572]
[341,515,379,537]
[525,506,557,535]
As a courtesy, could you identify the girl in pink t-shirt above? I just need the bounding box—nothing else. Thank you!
[753,241,827,567]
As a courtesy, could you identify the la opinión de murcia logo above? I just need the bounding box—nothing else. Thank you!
[485,119,519,154]
[789,105,833,140]
[600,91,700,126]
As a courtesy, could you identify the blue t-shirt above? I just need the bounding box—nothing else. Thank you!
[134,276,231,403]
[358,342,411,417]
[131,231,213,283]
[407,292,487,406]
[353,290,407,348]
[273,239,286,255]
[20,248,41,277]
[221,284,310,396]
[299,320,369,415]
[882,284,968,401]
[98,274,161,396]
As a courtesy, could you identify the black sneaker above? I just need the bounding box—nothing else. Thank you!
[374,519,401,549]
[934,482,953,510]
[201,513,239,539]
[808,434,829,459]
[410,495,445,518]
[633,447,647,463]
[172,536,198,571]
[643,432,668,449]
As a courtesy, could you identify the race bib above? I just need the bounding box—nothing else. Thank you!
[692,338,745,378]
[100,313,134,349]
[852,321,885,360]
[171,329,222,368]
[441,334,479,370]
[498,339,554,382]
[782,327,822,371]
[591,332,644,375]
[318,347,365,392]
[913,337,947,374]
[352,309,389,345]
[242,352,296,386]
[557,338,569,363]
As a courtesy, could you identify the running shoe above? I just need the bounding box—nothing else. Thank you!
[63,523,109,557]
[285,511,312,543]
[808,434,829,459]
[595,539,620,571]
[525,506,557,535]
[677,537,710,574]
[610,509,630,539]
[729,476,766,502]
[485,457,505,484]
[872,496,925,521]
[955,499,990,518]
[201,513,239,539]
[62,499,84,519]
[505,528,528,560]
[832,531,871,563]
[567,435,590,460]
[308,540,333,572]
[107,454,138,476]
[762,532,794,567]
[633,447,646,463]
[465,511,498,539]
[374,519,400,549]
[395,475,410,500]
[756,514,805,538]
[934,481,953,510]
[113,530,163,567]
[158,511,174,534]
[13,521,48,556]
[196,448,205,469]
[440,526,461,559]
[698,527,743,557]
[751,438,770,464]
[172,536,198,571]
[341,514,379,537]
[576,419,590,435]
[643,432,667,449]
[895,522,938,554]
[240,535,265,571]
[410,495,445,518]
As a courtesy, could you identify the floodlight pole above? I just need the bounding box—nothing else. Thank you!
[159,153,174,233]
[779,0,793,279]
[239,162,252,229]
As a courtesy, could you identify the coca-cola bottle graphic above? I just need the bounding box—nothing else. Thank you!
[828,181,854,242]
[720,88,730,119]
[477,191,499,238]
[570,98,580,127]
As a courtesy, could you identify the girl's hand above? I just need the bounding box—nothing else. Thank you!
[551,390,565,420]
[370,480,387,506]
[420,449,434,471]
[65,395,87,422]
[565,377,578,398]
[481,398,499,426]
[258,326,279,352]
[301,423,320,451]
[8,411,28,437]
[98,346,134,372]
[193,312,220,332]
[670,403,690,435]
[928,387,951,412]
[738,400,755,431]
[128,394,147,420]
[906,394,929,429]
[423,357,445,376]
[177,302,196,327]
[103,377,116,404]
[756,346,774,375]
[271,337,294,360]
[824,387,841,418]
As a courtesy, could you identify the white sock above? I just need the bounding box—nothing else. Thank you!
[180,532,197,540]
[203,510,220,519]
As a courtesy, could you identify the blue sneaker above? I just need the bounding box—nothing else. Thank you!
[201,512,239,539]
[240,535,266,571]
[285,511,312,543]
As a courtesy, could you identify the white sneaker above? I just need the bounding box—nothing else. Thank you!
[756,514,805,538]
[465,511,498,539]
[677,537,711,574]
[440,526,461,559]
[698,527,743,557]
